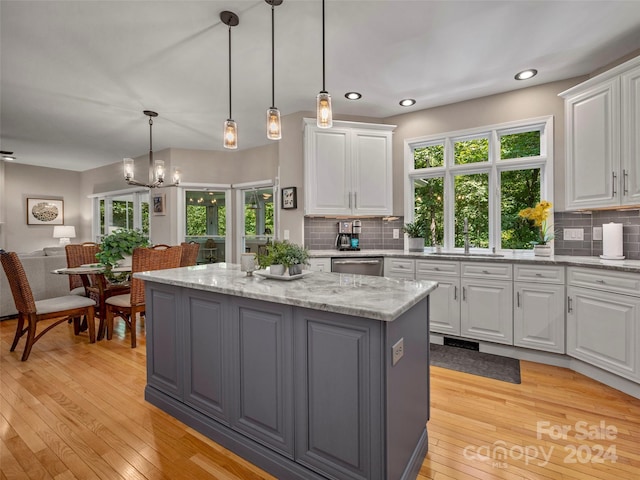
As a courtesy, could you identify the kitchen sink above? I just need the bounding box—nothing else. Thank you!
[428,252,505,258]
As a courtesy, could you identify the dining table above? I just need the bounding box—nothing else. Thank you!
[53,264,131,339]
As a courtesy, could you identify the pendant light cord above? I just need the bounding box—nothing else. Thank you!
[271,3,275,108]
[321,0,326,92]
[228,23,232,120]
[148,116,153,167]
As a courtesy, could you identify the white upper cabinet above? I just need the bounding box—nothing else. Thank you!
[304,119,395,216]
[561,55,640,210]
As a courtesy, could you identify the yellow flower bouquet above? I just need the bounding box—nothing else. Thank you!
[519,200,554,245]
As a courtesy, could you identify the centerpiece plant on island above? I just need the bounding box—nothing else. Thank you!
[95,228,149,281]
[518,200,554,255]
[257,240,309,275]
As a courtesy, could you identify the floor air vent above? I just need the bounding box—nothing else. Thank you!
[443,337,479,351]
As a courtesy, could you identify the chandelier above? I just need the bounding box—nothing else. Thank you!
[123,110,180,188]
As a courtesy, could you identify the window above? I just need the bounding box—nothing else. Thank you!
[405,117,553,252]
[92,190,149,242]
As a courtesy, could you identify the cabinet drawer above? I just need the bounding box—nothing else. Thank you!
[416,260,460,277]
[568,267,640,297]
[384,257,415,279]
[514,264,565,284]
[461,262,512,280]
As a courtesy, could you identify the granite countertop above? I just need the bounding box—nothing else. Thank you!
[309,249,640,273]
[135,263,438,322]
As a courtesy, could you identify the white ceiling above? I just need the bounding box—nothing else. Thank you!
[2,0,640,172]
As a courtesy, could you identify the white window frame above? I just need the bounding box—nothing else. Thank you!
[404,116,554,252]
[232,179,277,261]
[89,187,150,242]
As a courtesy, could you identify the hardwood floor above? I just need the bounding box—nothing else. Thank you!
[1,317,639,479]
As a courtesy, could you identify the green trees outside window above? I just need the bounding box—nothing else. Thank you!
[409,120,551,251]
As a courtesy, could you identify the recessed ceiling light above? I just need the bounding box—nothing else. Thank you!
[515,69,538,81]
[399,98,416,107]
[345,92,362,100]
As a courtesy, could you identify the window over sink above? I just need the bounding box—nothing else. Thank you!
[405,116,553,253]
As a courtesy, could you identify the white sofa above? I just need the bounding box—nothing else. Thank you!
[0,247,70,318]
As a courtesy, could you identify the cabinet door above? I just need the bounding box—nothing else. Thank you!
[304,127,351,215]
[146,283,183,400]
[427,276,461,336]
[294,309,382,480]
[621,63,640,205]
[565,79,621,209]
[514,282,565,354]
[567,286,639,381]
[183,290,230,424]
[351,129,392,216]
[230,298,294,457]
[461,279,513,344]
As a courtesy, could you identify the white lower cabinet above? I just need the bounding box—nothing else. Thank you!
[416,260,460,336]
[513,265,566,354]
[307,257,331,272]
[383,257,415,280]
[460,262,513,345]
[567,266,640,382]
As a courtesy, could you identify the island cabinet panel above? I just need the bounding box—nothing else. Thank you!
[294,308,384,480]
[230,298,294,458]
[146,284,184,400]
[183,291,230,424]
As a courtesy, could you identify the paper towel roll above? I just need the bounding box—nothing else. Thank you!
[602,222,623,258]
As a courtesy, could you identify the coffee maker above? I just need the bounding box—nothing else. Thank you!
[336,220,361,251]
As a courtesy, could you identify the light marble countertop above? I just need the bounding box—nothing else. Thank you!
[309,249,640,273]
[135,263,438,322]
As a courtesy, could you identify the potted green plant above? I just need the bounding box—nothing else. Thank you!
[402,221,426,252]
[95,228,149,279]
[257,240,309,275]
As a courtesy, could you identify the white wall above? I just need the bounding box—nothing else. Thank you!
[3,163,83,252]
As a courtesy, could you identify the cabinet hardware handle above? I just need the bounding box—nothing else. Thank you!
[348,192,352,208]
[482,270,490,274]
[462,286,466,301]
[535,273,543,277]
[612,171,617,196]
[517,291,521,308]
[568,296,573,313]
[624,169,629,196]
[596,279,605,284]
[434,267,440,271]
[454,285,457,300]
[354,192,357,209]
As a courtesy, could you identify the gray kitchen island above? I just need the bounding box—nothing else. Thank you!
[136,263,437,480]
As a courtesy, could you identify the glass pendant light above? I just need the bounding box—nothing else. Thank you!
[316,0,332,128]
[221,11,239,149]
[266,1,283,140]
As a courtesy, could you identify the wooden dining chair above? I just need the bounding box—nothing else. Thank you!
[180,242,200,266]
[65,242,100,295]
[0,251,97,361]
[105,245,182,348]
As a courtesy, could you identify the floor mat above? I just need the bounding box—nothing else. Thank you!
[430,343,521,383]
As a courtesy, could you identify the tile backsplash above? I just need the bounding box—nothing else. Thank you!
[554,210,640,259]
[304,217,405,250]
[305,211,640,259]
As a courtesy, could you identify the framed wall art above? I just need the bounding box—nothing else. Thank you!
[281,186,297,210]
[152,192,166,216]
[26,198,64,225]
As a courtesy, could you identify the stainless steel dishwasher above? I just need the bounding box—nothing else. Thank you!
[331,257,384,276]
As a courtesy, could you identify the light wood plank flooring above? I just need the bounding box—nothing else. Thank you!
[1,317,639,479]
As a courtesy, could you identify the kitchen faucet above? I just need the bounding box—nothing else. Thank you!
[463,217,470,254]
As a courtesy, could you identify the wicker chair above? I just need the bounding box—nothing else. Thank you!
[65,242,100,295]
[105,245,182,348]
[0,251,97,361]
[180,242,200,266]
